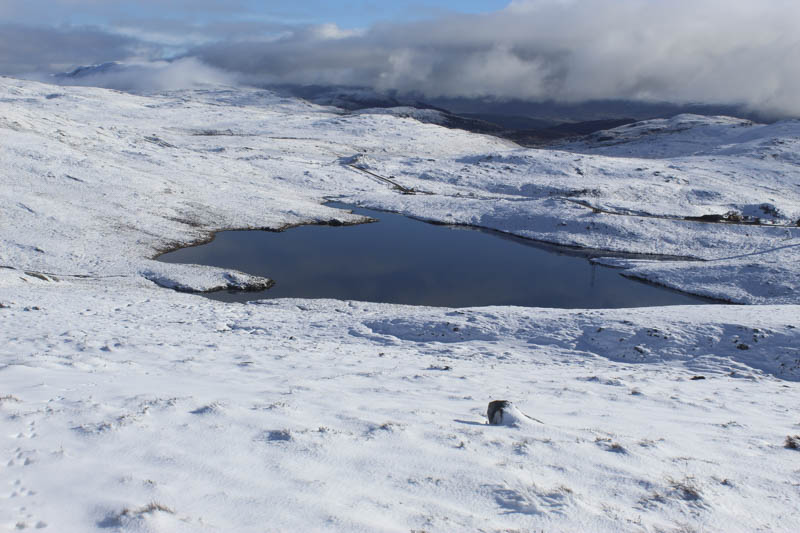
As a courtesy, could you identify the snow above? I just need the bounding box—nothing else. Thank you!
[353,106,448,125]
[3,76,798,303]
[2,77,800,531]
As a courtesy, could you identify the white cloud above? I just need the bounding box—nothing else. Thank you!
[2,1,799,116]
[193,0,800,116]
[48,58,236,92]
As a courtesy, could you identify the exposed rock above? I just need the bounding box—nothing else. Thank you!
[487,400,543,426]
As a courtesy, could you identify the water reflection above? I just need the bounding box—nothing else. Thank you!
[158,203,713,308]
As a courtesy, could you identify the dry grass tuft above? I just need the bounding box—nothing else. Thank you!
[122,501,175,517]
[666,476,703,502]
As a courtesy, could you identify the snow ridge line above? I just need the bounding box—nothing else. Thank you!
[344,164,424,195]
[0,265,129,280]
[564,198,800,228]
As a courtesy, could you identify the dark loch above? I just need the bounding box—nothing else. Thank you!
[158,203,713,308]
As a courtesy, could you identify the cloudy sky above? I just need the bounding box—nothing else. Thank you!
[2,0,798,116]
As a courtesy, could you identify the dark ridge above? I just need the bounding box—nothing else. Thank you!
[267,84,770,147]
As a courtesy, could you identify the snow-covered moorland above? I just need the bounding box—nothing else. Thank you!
[2,77,799,531]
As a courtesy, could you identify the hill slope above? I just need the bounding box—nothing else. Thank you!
[1,77,800,532]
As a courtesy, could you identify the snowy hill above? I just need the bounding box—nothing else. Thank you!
[555,114,783,158]
[2,77,800,532]
[2,77,799,303]
[270,84,433,111]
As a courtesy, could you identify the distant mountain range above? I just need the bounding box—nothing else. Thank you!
[269,84,764,146]
[54,63,763,146]
[53,61,124,79]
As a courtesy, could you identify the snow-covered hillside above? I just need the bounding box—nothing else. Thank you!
[3,77,800,303]
[2,77,799,532]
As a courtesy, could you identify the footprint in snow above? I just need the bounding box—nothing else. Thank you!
[491,482,575,515]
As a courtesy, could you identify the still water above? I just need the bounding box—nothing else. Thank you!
[158,203,713,308]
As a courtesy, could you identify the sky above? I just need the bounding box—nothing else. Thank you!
[0,1,511,33]
[1,0,799,117]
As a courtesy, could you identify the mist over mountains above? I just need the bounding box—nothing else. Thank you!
[51,60,769,146]
[3,0,799,118]
[265,82,764,144]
